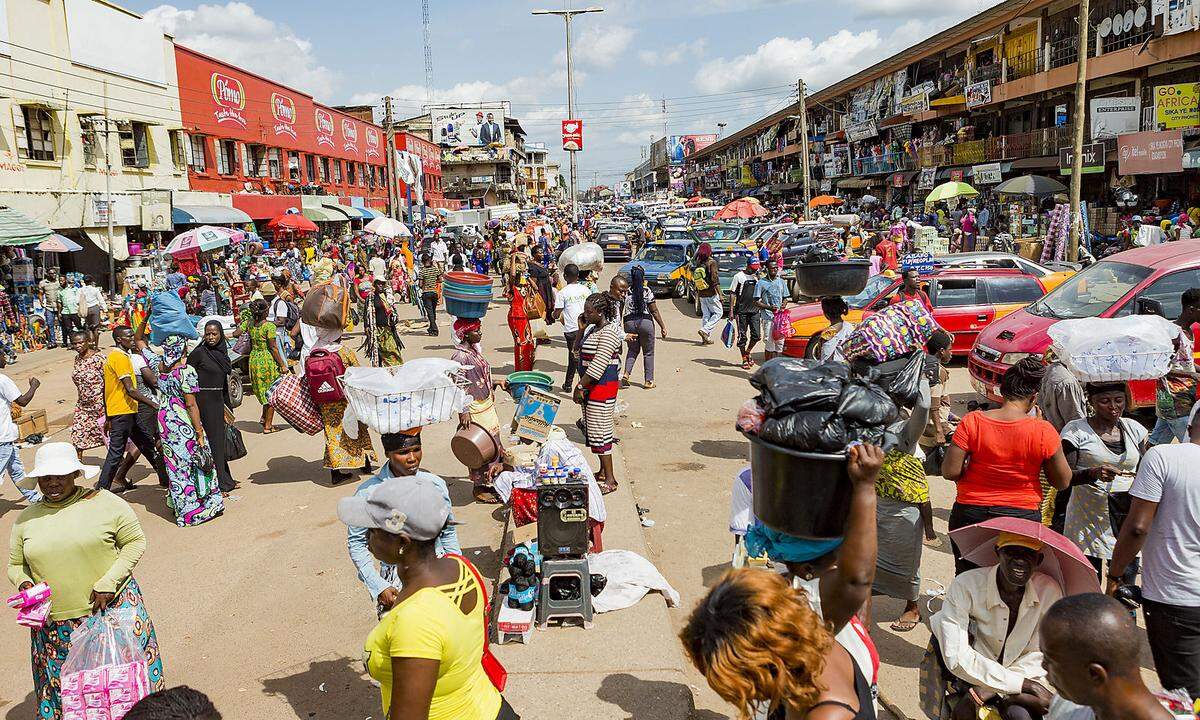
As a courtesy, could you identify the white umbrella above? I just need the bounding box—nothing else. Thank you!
[365,217,413,238]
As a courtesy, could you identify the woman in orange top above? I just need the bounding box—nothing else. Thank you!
[941,357,1071,574]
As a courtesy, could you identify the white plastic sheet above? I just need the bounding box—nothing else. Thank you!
[559,242,605,272]
[341,360,469,434]
[1048,314,1181,382]
[588,549,680,613]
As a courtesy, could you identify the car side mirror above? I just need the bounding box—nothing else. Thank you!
[1135,297,1165,317]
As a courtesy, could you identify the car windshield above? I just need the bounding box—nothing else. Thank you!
[635,245,686,263]
[714,252,749,272]
[694,227,740,241]
[663,230,692,241]
[1026,260,1152,319]
[846,274,895,309]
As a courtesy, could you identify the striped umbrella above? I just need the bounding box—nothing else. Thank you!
[36,234,83,253]
[0,206,52,246]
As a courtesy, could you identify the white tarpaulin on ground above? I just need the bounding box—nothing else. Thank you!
[589,550,680,613]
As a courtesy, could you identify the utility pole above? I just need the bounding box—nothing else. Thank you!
[798,78,812,221]
[383,96,399,220]
[532,4,604,225]
[103,81,115,294]
[1067,0,1090,262]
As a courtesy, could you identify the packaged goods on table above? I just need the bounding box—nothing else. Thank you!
[1047,315,1182,382]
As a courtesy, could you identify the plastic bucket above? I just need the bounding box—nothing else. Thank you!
[742,430,851,540]
[444,271,491,286]
[507,371,554,402]
[442,284,494,297]
[445,297,488,319]
[442,291,493,304]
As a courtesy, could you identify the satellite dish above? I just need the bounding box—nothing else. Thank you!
[1112,13,1124,33]
[1124,9,1135,32]
[1099,16,1113,36]
[1134,5,1147,26]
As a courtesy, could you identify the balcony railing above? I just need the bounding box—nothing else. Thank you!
[1048,36,1078,69]
[914,125,1076,169]
[852,152,914,176]
[1006,48,1042,81]
[972,62,1003,84]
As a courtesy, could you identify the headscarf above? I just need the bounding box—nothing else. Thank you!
[188,320,232,386]
[299,321,341,368]
[453,317,482,345]
[160,335,189,372]
[744,523,843,563]
[696,242,712,260]
[381,427,422,452]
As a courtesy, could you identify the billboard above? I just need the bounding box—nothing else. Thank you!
[1090,97,1141,139]
[562,119,583,151]
[430,106,507,148]
[1118,130,1184,175]
[667,134,718,165]
[1155,83,1200,129]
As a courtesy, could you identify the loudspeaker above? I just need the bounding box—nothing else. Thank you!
[536,481,589,557]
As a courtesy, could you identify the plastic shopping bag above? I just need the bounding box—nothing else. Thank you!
[771,309,794,342]
[721,320,736,349]
[60,609,151,720]
[148,291,198,345]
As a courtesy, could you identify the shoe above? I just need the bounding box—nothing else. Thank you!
[698,330,709,344]
[620,375,630,388]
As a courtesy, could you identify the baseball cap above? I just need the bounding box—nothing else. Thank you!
[996,531,1043,552]
[337,476,457,540]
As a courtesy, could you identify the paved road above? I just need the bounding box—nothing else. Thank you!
[0,278,975,720]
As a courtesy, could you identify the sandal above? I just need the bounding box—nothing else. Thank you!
[644,381,656,389]
[262,425,280,434]
[620,375,630,388]
[890,619,919,633]
[600,482,618,495]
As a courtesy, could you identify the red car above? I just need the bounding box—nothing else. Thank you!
[783,268,1053,358]
[970,243,1200,408]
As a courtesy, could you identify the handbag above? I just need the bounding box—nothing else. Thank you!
[771,308,794,342]
[529,317,550,341]
[721,319,736,349]
[300,282,351,330]
[446,553,508,692]
[225,424,247,461]
[918,637,955,720]
[523,285,547,320]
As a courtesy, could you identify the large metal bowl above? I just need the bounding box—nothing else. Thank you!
[794,260,871,297]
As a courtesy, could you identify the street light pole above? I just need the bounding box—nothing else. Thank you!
[532,4,604,225]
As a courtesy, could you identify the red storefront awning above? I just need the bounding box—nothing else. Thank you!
[231,194,304,220]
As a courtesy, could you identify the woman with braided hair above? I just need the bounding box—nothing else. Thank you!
[574,292,623,493]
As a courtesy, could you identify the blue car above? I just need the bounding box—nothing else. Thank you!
[619,239,696,298]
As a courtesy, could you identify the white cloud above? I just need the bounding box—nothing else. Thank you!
[562,24,635,68]
[849,0,997,19]
[694,30,891,94]
[143,2,336,99]
[638,39,707,66]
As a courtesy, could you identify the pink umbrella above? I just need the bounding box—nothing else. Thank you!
[715,198,770,220]
[949,517,1100,596]
[164,226,237,255]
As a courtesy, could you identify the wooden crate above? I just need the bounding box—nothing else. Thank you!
[15,409,47,439]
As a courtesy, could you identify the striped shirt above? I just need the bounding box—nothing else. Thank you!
[419,266,441,293]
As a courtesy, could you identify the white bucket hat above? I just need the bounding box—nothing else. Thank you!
[18,442,99,489]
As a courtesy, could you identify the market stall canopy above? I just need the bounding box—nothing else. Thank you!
[171,205,252,226]
[164,225,236,255]
[0,206,52,246]
[924,181,979,205]
[364,216,413,238]
[714,198,769,220]
[809,194,843,208]
[993,174,1067,197]
[356,207,383,219]
[267,212,319,234]
[300,206,339,223]
[36,234,83,253]
[684,196,712,207]
[321,204,359,221]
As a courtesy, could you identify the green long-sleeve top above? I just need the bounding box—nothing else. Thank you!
[8,488,147,620]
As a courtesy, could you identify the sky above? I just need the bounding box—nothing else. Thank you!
[124,0,1002,189]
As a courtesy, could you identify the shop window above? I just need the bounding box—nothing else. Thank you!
[332,160,342,184]
[78,115,100,167]
[188,135,207,172]
[216,140,237,175]
[346,161,356,185]
[169,130,186,172]
[319,157,330,182]
[288,153,301,181]
[268,147,281,179]
[304,154,316,183]
[117,121,151,168]
[367,165,376,189]
[14,106,56,161]
[245,144,267,177]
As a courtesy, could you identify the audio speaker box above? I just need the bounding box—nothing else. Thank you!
[536,481,589,557]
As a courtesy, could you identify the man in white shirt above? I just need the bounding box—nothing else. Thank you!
[79,276,105,341]
[429,236,449,270]
[1109,400,1200,698]
[0,353,40,501]
[369,252,388,283]
[931,532,1058,720]
[553,263,591,392]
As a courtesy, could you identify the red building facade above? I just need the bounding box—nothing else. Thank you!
[174,46,389,217]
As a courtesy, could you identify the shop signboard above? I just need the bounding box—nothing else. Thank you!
[396,132,441,176]
[899,91,930,115]
[667,134,718,164]
[901,252,936,275]
[562,119,582,151]
[972,162,1003,184]
[845,121,878,142]
[1058,143,1106,174]
[1154,84,1199,129]
[820,179,833,192]
[1117,129,1183,175]
[1090,97,1141,138]
[314,108,335,149]
[917,167,937,190]
[1056,104,1069,126]
[430,105,507,148]
[965,80,992,109]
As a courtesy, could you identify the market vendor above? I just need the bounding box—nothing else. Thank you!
[451,317,506,502]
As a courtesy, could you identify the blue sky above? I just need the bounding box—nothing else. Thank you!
[128,0,999,188]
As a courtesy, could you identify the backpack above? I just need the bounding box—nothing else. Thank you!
[283,300,300,331]
[693,263,710,292]
[304,349,346,404]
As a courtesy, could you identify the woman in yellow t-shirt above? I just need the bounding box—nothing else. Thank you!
[338,476,517,720]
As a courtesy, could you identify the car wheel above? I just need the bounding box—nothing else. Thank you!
[673,279,686,298]
[227,367,244,409]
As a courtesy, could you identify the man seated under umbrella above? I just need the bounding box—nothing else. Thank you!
[930,532,1061,720]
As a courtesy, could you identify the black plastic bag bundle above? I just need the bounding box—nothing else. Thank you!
[751,358,848,417]
[878,352,925,408]
[836,379,899,427]
[759,412,848,453]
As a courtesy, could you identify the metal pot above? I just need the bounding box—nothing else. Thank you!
[451,422,499,469]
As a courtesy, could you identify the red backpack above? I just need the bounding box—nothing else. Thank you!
[304,349,346,404]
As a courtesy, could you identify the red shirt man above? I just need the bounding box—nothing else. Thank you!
[874,237,899,272]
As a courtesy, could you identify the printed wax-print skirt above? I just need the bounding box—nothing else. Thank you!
[70,403,105,452]
[248,349,280,405]
[466,396,503,490]
[319,401,375,470]
[31,579,165,720]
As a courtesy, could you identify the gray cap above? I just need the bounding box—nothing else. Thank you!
[337,476,456,540]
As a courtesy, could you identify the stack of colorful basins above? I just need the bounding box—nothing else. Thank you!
[442,271,493,318]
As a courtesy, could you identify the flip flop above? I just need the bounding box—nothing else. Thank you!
[890,619,919,632]
[600,482,618,495]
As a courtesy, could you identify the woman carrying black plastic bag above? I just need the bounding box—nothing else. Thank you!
[189,319,238,493]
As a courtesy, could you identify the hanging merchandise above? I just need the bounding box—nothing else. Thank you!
[1040,203,1070,264]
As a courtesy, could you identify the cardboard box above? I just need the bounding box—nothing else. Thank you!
[16,409,47,439]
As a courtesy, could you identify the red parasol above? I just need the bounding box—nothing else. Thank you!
[949,517,1100,595]
[714,198,770,220]
[266,212,318,234]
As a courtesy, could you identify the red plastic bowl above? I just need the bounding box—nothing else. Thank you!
[443,271,491,286]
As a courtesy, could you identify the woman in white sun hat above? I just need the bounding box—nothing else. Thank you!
[7,442,166,719]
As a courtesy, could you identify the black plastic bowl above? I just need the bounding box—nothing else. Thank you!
[742,430,852,540]
[794,260,871,298]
